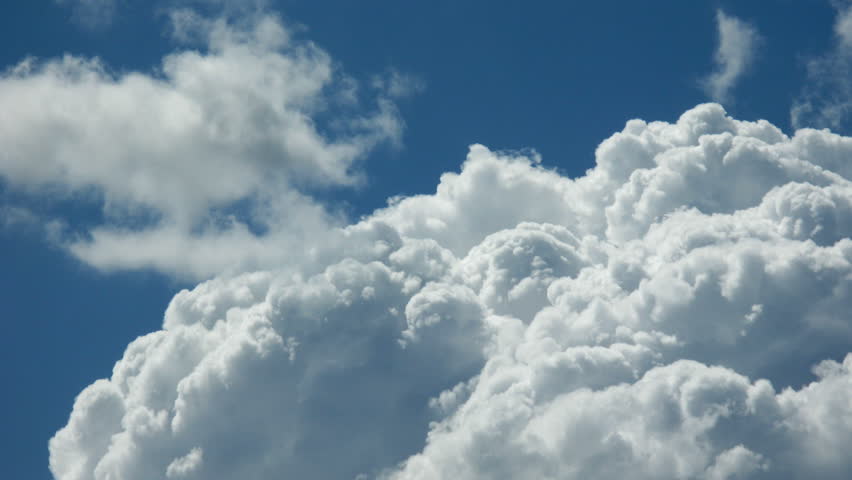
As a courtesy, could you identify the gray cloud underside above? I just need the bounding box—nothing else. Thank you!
[47,103,852,480]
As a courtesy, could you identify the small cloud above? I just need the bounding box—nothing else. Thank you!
[166,447,203,478]
[834,2,852,48]
[702,10,761,104]
[55,0,119,30]
[372,69,427,99]
[791,3,852,131]
[0,205,68,244]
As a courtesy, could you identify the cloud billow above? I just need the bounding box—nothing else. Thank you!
[47,102,852,479]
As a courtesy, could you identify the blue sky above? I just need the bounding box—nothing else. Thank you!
[3,1,852,479]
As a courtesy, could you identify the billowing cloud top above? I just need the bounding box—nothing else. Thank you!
[48,102,852,479]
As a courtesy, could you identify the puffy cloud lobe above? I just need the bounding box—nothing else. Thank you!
[50,104,852,479]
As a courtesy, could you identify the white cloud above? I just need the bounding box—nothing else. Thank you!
[49,104,852,479]
[166,447,203,478]
[0,11,403,279]
[702,10,760,104]
[371,69,427,99]
[792,3,852,130]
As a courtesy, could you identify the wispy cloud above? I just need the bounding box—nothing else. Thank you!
[702,10,761,104]
[791,3,852,130]
[55,0,119,29]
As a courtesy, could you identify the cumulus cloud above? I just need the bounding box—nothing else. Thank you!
[792,2,852,130]
[0,10,403,279]
[702,10,760,104]
[49,103,852,479]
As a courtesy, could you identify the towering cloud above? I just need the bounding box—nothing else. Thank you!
[48,103,852,479]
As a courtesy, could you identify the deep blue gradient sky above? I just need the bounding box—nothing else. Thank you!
[0,1,844,479]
